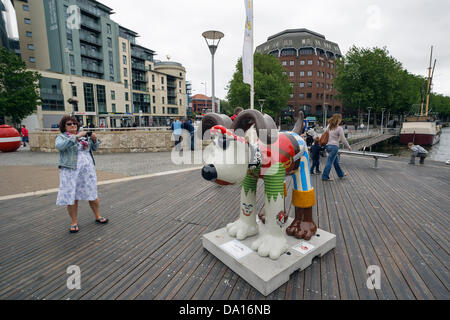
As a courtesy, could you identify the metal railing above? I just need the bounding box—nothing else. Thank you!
[80,18,101,32]
[82,63,104,73]
[33,127,171,132]
[80,48,103,60]
[131,63,146,71]
[79,32,102,46]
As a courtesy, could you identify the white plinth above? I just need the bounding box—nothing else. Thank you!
[202,219,336,296]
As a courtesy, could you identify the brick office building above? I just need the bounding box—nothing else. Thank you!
[256,29,342,118]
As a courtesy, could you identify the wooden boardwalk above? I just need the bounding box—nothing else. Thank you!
[350,133,397,151]
[0,156,449,300]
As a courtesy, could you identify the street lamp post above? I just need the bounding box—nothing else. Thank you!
[367,107,372,136]
[202,30,224,114]
[258,99,266,114]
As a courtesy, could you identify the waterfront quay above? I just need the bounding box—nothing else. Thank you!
[0,155,448,300]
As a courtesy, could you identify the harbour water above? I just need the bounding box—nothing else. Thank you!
[372,127,450,162]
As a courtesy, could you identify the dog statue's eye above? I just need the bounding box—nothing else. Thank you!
[219,136,231,150]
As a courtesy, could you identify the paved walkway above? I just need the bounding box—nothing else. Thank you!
[0,156,448,300]
[0,148,199,197]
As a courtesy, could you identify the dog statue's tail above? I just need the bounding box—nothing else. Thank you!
[292,111,305,136]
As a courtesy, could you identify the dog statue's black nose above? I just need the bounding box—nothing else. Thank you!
[202,164,218,181]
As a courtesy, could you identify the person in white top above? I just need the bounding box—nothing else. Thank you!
[322,114,352,181]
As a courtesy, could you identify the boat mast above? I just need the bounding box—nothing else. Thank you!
[424,46,433,116]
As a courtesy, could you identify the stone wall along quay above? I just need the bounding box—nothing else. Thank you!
[29,130,177,153]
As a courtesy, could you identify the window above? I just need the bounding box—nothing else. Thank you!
[123,68,128,77]
[317,71,320,77]
[69,55,75,68]
[72,86,77,97]
[152,85,155,93]
[83,83,95,112]
[153,106,156,113]
[300,71,305,77]
[162,97,165,104]
[26,31,32,37]
[308,60,313,65]
[107,24,111,34]
[112,103,116,113]
[307,93,312,99]
[299,93,305,99]
[317,60,320,66]
[124,79,128,88]
[289,72,294,77]
[24,18,31,24]
[122,43,126,52]
[300,82,305,88]
[152,96,155,103]
[290,94,294,99]
[125,92,129,101]
[27,44,34,50]
[307,71,312,77]
[300,60,305,65]
[29,57,35,63]
[126,104,130,113]
[123,55,127,64]
[107,37,112,48]
[162,107,165,113]
[290,60,295,66]
[109,51,113,64]
[282,61,287,66]
[327,73,330,79]
[317,82,320,88]
[307,82,312,87]
[161,77,164,84]
[152,75,155,82]
[111,90,116,100]
[23,4,30,11]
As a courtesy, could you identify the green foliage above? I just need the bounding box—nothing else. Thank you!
[219,99,234,116]
[226,53,291,119]
[334,46,436,117]
[0,48,41,124]
[430,93,450,118]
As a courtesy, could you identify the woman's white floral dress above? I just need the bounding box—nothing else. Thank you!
[56,141,98,206]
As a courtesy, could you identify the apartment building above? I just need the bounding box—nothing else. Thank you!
[256,29,342,117]
[11,0,186,128]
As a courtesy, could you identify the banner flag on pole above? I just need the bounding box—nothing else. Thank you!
[243,0,253,86]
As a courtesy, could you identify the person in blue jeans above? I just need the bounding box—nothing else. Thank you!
[322,114,352,181]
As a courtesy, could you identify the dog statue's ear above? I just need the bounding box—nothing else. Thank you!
[201,113,232,136]
[231,109,278,145]
[292,111,305,135]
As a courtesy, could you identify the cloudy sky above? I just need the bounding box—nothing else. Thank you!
[98,0,449,100]
[5,0,448,99]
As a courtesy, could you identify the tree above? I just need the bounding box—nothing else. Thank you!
[0,48,41,125]
[226,53,291,120]
[219,99,233,116]
[335,46,418,126]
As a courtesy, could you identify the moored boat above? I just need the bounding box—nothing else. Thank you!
[400,116,441,146]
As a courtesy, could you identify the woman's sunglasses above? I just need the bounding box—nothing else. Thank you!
[66,123,77,126]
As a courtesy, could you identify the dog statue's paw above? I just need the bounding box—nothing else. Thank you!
[226,219,258,240]
[251,234,288,260]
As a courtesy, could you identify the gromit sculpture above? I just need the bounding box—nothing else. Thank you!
[201,110,317,260]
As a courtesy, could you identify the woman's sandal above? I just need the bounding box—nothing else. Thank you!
[322,178,334,181]
[95,217,109,224]
[69,225,79,233]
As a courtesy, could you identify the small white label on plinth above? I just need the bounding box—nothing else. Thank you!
[292,242,315,255]
[220,240,253,260]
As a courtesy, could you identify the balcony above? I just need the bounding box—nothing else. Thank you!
[80,48,103,60]
[79,32,102,46]
[131,50,150,61]
[131,63,146,71]
[82,63,104,74]
[77,1,102,17]
[80,18,101,33]
[132,84,148,92]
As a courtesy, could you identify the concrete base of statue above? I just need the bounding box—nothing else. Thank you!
[202,218,336,296]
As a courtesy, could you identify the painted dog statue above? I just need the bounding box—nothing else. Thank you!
[201,110,317,260]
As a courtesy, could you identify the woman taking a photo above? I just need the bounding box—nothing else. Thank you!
[55,116,108,233]
[322,114,352,181]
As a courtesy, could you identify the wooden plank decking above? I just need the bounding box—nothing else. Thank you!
[0,156,449,300]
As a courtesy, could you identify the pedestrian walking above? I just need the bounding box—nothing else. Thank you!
[310,136,324,175]
[360,123,365,133]
[171,117,182,151]
[55,116,108,233]
[322,114,352,181]
[21,125,29,147]
[182,117,195,151]
[408,143,428,165]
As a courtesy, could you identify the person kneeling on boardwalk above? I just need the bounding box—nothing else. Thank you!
[55,116,108,233]
[408,143,428,165]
